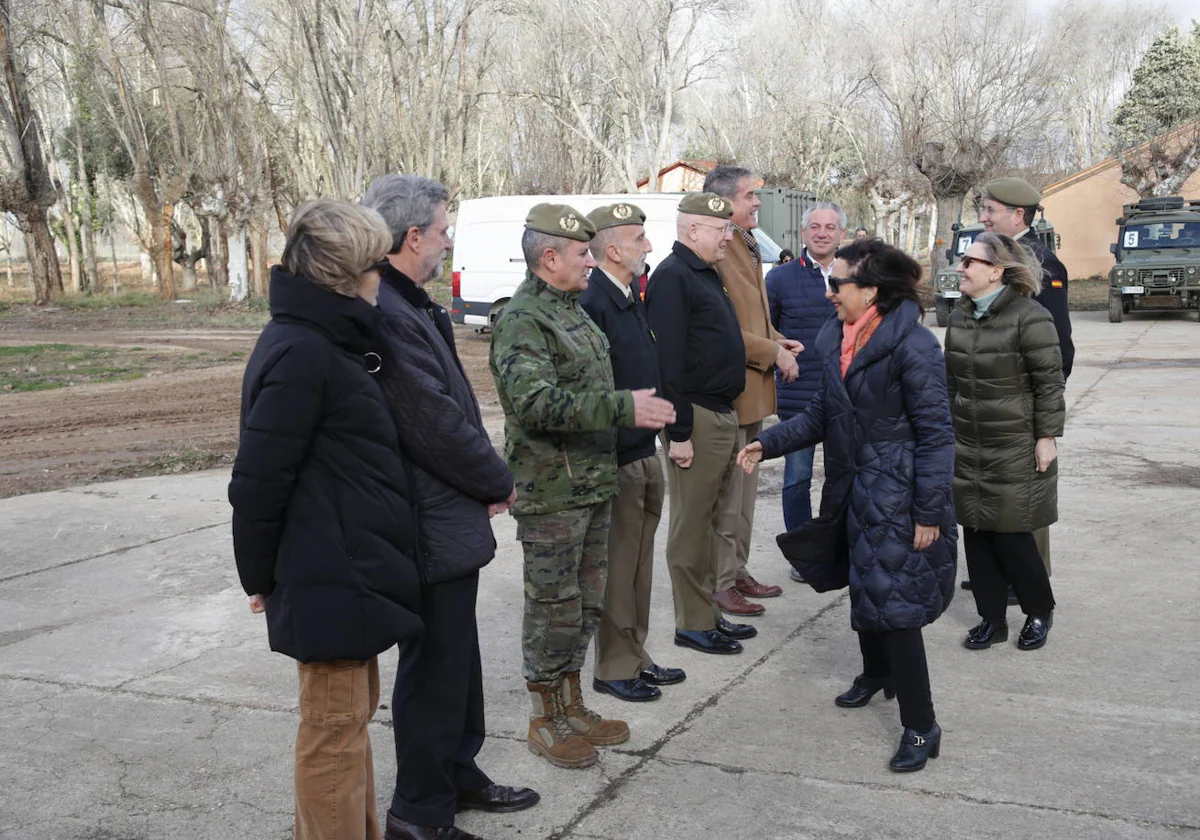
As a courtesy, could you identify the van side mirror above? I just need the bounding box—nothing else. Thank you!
[944,249,952,262]
[1109,243,1117,256]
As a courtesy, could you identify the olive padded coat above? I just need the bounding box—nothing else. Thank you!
[944,285,1066,533]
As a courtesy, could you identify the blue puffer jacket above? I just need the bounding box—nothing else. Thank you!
[765,250,836,419]
[757,299,957,632]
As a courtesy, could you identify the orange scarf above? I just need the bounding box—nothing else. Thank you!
[840,305,881,378]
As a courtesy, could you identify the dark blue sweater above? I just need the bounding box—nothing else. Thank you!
[765,249,836,419]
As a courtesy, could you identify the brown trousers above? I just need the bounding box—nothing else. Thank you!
[664,405,739,631]
[594,455,665,680]
[294,657,382,840]
[715,419,762,592]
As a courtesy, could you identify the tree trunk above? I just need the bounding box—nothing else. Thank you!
[63,210,82,293]
[250,222,269,298]
[157,204,176,299]
[227,222,249,302]
[207,217,228,287]
[929,194,963,273]
[22,215,58,305]
[75,120,99,293]
[109,231,120,293]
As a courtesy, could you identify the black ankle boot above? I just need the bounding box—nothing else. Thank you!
[888,722,941,772]
[834,674,895,708]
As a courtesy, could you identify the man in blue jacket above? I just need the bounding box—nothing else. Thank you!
[363,175,538,840]
[580,203,687,703]
[764,203,842,556]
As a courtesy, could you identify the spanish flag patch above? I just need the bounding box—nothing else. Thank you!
[1051,280,1064,288]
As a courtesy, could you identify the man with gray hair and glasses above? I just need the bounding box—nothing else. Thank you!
[702,165,802,618]
[764,202,842,581]
[363,174,538,840]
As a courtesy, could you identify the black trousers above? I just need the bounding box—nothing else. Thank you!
[391,572,491,827]
[859,628,936,733]
[963,528,1055,622]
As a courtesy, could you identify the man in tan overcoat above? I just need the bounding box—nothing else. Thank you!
[703,166,802,616]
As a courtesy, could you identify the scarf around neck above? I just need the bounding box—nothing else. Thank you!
[840,304,882,378]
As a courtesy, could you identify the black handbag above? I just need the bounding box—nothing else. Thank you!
[775,500,850,592]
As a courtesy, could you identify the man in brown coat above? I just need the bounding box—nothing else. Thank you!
[703,166,802,616]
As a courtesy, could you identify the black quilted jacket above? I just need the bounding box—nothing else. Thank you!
[229,267,423,662]
[757,299,958,632]
[376,266,514,585]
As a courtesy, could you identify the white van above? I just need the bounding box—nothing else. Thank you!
[450,193,785,328]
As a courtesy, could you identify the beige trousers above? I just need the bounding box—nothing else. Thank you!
[594,455,665,680]
[664,405,739,631]
[294,657,382,840]
[715,420,763,592]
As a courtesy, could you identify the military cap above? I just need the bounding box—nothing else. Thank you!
[588,202,646,231]
[525,203,595,241]
[984,177,1042,210]
[678,192,734,219]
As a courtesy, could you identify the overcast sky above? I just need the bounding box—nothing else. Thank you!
[1164,0,1198,24]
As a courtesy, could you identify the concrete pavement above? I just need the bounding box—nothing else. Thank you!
[1,310,1198,839]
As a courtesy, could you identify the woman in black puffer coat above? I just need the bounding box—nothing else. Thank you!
[945,232,1064,654]
[228,199,421,839]
[738,240,956,773]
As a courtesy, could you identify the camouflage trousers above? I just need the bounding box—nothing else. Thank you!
[516,501,612,683]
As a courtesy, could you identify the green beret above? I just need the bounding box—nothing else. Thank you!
[525,203,595,241]
[678,192,733,219]
[984,177,1042,209]
[588,202,646,231]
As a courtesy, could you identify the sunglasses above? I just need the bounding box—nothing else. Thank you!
[829,276,866,293]
[367,257,391,272]
[959,255,995,269]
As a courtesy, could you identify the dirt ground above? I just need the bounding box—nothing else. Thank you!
[0,304,499,498]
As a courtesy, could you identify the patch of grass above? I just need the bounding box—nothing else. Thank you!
[107,448,233,480]
[54,291,161,309]
[0,342,230,393]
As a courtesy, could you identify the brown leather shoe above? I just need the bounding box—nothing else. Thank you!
[734,574,783,598]
[713,587,765,616]
[384,811,482,840]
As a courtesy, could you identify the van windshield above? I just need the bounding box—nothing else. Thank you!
[1120,222,1200,250]
[753,228,784,263]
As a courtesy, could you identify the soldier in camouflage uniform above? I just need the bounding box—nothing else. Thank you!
[489,203,676,769]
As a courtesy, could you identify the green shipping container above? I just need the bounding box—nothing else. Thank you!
[756,187,818,257]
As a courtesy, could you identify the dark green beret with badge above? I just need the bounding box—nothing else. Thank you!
[984,177,1042,210]
[678,192,733,218]
[588,202,646,231]
[525,202,595,241]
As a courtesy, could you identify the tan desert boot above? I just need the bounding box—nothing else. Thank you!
[560,670,630,746]
[526,680,598,768]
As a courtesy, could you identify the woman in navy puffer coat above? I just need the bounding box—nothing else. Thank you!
[738,240,956,773]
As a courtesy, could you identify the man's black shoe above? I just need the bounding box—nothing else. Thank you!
[386,811,482,839]
[592,677,662,702]
[639,663,686,685]
[960,579,973,591]
[455,783,540,814]
[716,616,758,640]
[674,628,743,655]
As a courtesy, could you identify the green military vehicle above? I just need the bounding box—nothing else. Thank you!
[930,219,1058,327]
[1107,196,1200,323]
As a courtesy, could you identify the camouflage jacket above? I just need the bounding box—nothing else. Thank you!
[490,271,636,516]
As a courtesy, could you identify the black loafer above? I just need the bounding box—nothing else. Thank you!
[592,677,662,702]
[716,616,757,640]
[455,783,540,814]
[834,674,895,708]
[1017,614,1053,650]
[888,722,942,773]
[639,663,686,685]
[674,628,743,655]
[386,812,482,839]
[960,579,973,591]
[963,620,1008,650]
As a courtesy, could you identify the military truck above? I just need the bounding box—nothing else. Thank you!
[930,219,1058,327]
[1107,196,1200,323]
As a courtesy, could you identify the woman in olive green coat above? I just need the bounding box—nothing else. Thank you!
[944,232,1065,652]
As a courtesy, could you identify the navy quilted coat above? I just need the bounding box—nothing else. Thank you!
[375,266,515,585]
[756,299,958,632]
[765,250,836,419]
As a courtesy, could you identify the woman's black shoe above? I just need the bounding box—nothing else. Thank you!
[963,620,1008,650]
[1017,614,1052,650]
[888,722,942,772]
[834,674,896,708]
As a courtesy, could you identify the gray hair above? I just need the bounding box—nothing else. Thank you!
[522,228,569,271]
[362,174,450,254]
[802,201,848,230]
[703,165,755,199]
[589,227,620,260]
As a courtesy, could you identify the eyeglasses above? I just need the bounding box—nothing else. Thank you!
[367,257,390,273]
[959,255,995,269]
[828,276,865,293]
[695,221,733,235]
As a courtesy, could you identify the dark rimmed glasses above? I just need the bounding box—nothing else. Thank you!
[959,255,995,269]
